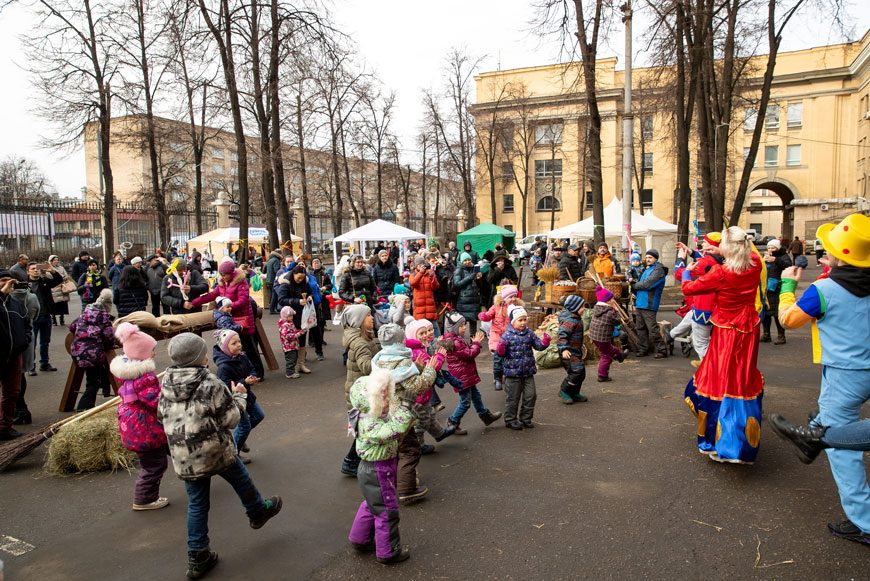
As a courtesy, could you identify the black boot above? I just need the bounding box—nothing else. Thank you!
[186,550,218,579]
[760,332,772,343]
[768,414,828,464]
[340,457,360,477]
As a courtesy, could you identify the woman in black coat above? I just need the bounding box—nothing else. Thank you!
[115,265,150,318]
[338,254,377,307]
[762,241,793,343]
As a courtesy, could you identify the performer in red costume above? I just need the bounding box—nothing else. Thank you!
[682,226,764,464]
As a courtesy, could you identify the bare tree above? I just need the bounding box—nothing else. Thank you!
[27,0,120,262]
[506,83,538,237]
[0,157,56,200]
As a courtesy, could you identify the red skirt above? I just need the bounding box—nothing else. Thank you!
[693,322,763,401]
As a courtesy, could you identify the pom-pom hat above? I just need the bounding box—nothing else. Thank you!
[115,322,157,361]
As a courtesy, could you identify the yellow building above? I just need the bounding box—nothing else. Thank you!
[471,29,870,242]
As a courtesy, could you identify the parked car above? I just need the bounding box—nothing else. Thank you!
[515,234,548,258]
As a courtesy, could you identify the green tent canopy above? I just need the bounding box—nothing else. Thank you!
[456,223,516,256]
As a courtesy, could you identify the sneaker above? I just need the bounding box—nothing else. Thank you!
[571,393,588,403]
[186,550,218,579]
[506,421,523,430]
[434,425,456,441]
[521,420,535,429]
[249,496,283,529]
[597,376,612,382]
[340,458,359,477]
[558,390,574,405]
[398,486,428,504]
[316,354,325,361]
[447,420,467,435]
[421,444,435,455]
[768,414,827,464]
[39,364,57,372]
[132,497,170,511]
[828,520,870,545]
[285,372,301,379]
[376,547,411,564]
[432,404,446,413]
[0,427,24,441]
[494,379,503,391]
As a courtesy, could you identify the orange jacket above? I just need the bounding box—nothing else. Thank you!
[410,269,440,320]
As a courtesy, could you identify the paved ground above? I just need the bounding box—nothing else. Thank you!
[2,264,869,579]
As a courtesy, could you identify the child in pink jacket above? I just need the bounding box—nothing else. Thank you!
[404,319,455,452]
[477,285,523,391]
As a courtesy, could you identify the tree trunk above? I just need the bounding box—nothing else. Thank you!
[269,0,291,247]
[296,94,312,251]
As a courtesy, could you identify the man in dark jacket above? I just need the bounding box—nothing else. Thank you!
[372,250,400,297]
[0,271,29,439]
[26,261,62,372]
[161,260,209,315]
[145,255,167,317]
[789,236,804,262]
[559,244,588,281]
[10,254,29,282]
[447,241,460,265]
[462,241,480,265]
[265,249,283,314]
[762,239,792,344]
[76,259,110,306]
[485,249,519,306]
[453,253,482,334]
[388,241,400,265]
[70,251,90,286]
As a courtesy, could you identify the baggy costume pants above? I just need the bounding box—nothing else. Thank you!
[348,458,402,559]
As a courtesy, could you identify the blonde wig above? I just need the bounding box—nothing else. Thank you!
[719,226,754,273]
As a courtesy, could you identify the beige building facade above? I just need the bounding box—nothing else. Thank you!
[471,30,870,242]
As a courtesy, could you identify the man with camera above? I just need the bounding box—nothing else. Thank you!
[27,261,63,373]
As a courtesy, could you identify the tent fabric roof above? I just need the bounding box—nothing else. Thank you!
[457,222,517,254]
[458,222,517,237]
[547,199,677,239]
[333,219,425,243]
[187,227,301,246]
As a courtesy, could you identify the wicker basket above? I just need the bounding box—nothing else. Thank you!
[551,283,579,303]
[604,278,624,299]
[577,278,597,304]
[527,311,546,330]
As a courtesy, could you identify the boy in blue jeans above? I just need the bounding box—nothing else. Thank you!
[158,333,282,579]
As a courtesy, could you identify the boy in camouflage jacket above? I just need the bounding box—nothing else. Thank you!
[557,295,588,404]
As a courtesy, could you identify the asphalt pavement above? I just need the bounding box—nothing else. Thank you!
[2,265,869,579]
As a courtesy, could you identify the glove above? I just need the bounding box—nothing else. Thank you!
[541,333,551,347]
[496,342,506,356]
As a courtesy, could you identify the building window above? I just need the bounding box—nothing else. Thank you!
[765,105,779,130]
[501,125,514,150]
[501,162,514,179]
[503,225,513,232]
[503,194,514,212]
[231,151,239,162]
[231,166,238,176]
[585,192,594,210]
[534,159,562,178]
[764,145,778,167]
[787,103,802,128]
[171,191,185,202]
[750,223,763,236]
[743,147,755,166]
[535,123,563,145]
[642,153,653,173]
[170,141,185,153]
[536,196,561,212]
[169,174,185,187]
[641,116,653,140]
[750,202,763,214]
[640,189,653,210]
[211,147,224,160]
[786,144,801,166]
[212,164,224,175]
[744,107,757,130]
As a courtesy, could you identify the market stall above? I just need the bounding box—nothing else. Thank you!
[185,227,303,261]
[332,219,426,274]
[456,222,517,256]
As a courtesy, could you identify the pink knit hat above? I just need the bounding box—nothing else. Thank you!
[114,322,157,361]
[405,318,433,341]
[214,328,238,355]
[280,305,296,320]
[596,285,614,303]
[501,285,518,300]
[218,259,236,274]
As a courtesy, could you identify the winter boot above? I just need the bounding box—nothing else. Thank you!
[434,425,456,441]
[478,410,503,426]
[376,547,411,564]
[340,457,360,477]
[249,496,283,529]
[421,444,435,455]
[774,333,786,345]
[571,393,588,403]
[760,332,772,343]
[558,390,574,405]
[447,419,467,435]
[186,550,218,579]
[297,346,312,374]
[768,414,828,464]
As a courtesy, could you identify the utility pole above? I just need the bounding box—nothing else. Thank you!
[620,1,633,255]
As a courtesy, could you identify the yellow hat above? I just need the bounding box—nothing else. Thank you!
[816,213,870,268]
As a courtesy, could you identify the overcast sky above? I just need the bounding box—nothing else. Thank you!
[0,0,867,198]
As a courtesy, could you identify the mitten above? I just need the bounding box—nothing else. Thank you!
[496,341,506,356]
[541,333,551,347]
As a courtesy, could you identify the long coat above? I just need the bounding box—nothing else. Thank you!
[410,269,439,320]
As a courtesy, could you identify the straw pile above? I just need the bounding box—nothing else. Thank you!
[44,408,136,474]
[536,266,560,284]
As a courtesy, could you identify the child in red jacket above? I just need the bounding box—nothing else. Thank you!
[439,313,502,434]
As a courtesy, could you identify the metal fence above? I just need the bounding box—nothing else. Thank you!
[0,198,217,266]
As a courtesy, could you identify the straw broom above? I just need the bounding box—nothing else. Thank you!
[0,396,121,472]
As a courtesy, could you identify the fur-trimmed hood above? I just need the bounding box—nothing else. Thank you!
[110,356,157,380]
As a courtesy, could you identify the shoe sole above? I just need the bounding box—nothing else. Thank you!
[340,469,358,477]
[132,499,169,511]
[829,526,870,544]
[399,491,428,504]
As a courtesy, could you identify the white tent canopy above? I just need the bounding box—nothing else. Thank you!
[332,219,425,273]
[547,198,677,240]
[186,227,302,258]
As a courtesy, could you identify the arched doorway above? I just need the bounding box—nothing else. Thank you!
[746,178,799,240]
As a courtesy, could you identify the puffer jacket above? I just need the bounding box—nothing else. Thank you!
[192,270,254,334]
[213,309,242,332]
[559,253,588,282]
[275,274,314,329]
[592,251,621,277]
[339,267,377,305]
[589,303,621,343]
[0,293,30,365]
[485,251,519,303]
[145,262,167,294]
[278,317,302,351]
[405,337,445,404]
[410,269,439,320]
[478,300,523,352]
[372,259,400,297]
[452,264,481,322]
[438,331,481,391]
[633,261,667,311]
[213,346,258,411]
[158,365,246,480]
[112,356,166,452]
[116,287,150,318]
[432,265,452,305]
[349,375,414,462]
[76,272,110,304]
[557,309,585,367]
[68,305,115,368]
[497,324,549,378]
[343,327,377,409]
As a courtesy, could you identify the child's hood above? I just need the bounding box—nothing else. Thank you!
[160,366,212,402]
[349,377,371,414]
[110,356,156,381]
[592,303,613,317]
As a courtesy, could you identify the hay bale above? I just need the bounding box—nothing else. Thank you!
[45,408,136,474]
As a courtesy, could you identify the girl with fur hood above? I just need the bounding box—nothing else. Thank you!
[112,322,168,511]
[440,313,502,435]
[340,304,377,478]
[478,285,523,391]
[69,289,116,410]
